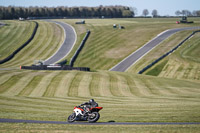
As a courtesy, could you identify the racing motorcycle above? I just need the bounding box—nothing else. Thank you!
[67,105,103,123]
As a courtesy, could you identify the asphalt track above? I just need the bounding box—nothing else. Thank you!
[43,20,77,65]
[0,23,5,27]
[110,27,200,72]
[0,118,200,125]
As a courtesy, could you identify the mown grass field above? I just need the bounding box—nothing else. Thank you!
[0,70,200,123]
[0,20,64,68]
[155,32,200,80]
[0,20,35,60]
[59,18,200,70]
[128,30,200,80]
[0,18,200,132]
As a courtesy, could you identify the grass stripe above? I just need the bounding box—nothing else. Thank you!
[77,72,92,97]
[54,72,77,98]
[0,75,23,94]
[43,71,63,97]
[29,72,59,97]
[108,72,123,96]
[89,73,101,96]
[98,72,113,97]
[126,75,143,97]
[133,78,155,97]
[3,74,35,96]
[18,75,44,96]
[116,74,134,97]
[68,72,84,97]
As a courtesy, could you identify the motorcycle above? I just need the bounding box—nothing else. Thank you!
[67,105,103,123]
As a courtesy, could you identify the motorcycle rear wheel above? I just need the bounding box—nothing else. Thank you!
[67,113,76,123]
[88,112,100,123]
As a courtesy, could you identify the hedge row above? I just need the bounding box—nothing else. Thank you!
[0,21,38,64]
[69,30,90,66]
[138,30,200,74]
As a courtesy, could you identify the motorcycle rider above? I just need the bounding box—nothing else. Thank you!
[80,99,98,112]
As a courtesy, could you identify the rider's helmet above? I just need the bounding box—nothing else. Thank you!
[89,99,94,103]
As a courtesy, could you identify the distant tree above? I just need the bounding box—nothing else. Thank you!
[40,8,46,17]
[129,7,137,17]
[152,9,158,17]
[101,7,107,16]
[72,7,80,17]
[176,10,192,16]
[142,9,149,17]
[64,8,68,16]
[192,10,197,16]
[175,10,181,16]
[24,8,29,18]
[122,9,132,18]
[19,7,25,17]
[185,10,192,16]
[34,8,40,17]
[182,10,187,16]
[0,5,135,19]
[196,10,200,16]
[0,7,3,19]
[10,7,16,18]
[106,8,113,17]
[90,8,96,17]
[181,10,192,16]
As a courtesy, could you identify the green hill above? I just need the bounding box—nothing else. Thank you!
[129,30,200,80]
[0,20,64,68]
[0,70,200,123]
[0,20,35,60]
[0,18,200,132]
[60,18,200,70]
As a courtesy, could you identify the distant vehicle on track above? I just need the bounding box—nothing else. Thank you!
[176,16,194,24]
[75,20,85,24]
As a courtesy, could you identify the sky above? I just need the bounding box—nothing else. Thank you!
[0,0,199,16]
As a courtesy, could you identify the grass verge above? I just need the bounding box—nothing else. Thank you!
[146,60,168,76]
[0,123,200,133]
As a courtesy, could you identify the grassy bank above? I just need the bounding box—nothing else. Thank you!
[0,70,199,123]
[0,20,64,68]
[59,18,200,70]
[131,31,200,80]
[0,18,200,132]
[0,20,35,60]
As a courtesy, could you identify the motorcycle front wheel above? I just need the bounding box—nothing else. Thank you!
[67,113,76,123]
[88,112,100,123]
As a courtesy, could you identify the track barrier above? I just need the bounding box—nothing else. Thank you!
[70,30,90,66]
[21,65,90,71]
[138,30,200,74]
[0,21,38,64]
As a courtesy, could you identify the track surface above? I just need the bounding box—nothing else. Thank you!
[43,20,77,65]
[0,23,5,27]
[0,118,200,125]
[110,27,200,72]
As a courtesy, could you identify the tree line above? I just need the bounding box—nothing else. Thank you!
[175,10,200,16]
[0,6,135,19]
[142,9,200,17]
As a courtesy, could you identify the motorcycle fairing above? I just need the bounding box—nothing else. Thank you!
[89,107,103,111]
[74,107,84,116]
